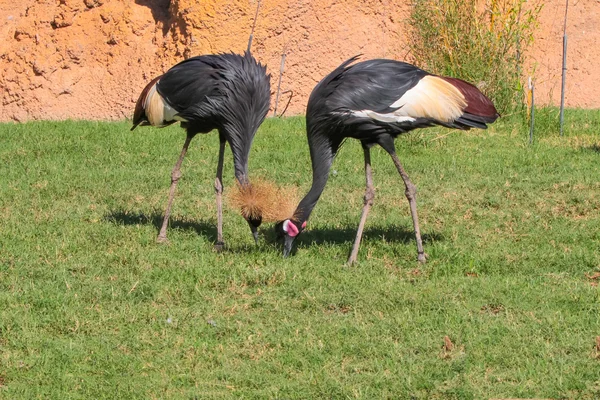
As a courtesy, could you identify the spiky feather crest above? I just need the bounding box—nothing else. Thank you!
[228,178,299,223]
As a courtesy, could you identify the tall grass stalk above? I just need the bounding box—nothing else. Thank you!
[408,0,541,115]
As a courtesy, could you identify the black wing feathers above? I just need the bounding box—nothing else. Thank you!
[309,57,429,117]
[326,59,428,114]
[308,56,498,141]
[156,55,223,121]
[139,52,270,181]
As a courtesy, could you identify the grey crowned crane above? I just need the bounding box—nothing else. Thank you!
[276,56,499,264]
[131,52,271,250]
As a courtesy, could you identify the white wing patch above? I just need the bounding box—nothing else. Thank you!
[144,82,187,126]
[353,75,467,124]
[352,110,416,123]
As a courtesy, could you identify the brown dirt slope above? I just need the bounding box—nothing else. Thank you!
[0,0,598,122]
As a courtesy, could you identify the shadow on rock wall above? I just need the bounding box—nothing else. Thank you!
[135,0,171,35]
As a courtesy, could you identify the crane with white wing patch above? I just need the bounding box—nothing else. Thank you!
[131,52,271,250]
[276,56,499,264]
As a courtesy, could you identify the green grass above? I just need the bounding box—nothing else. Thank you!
[1,110,599,399]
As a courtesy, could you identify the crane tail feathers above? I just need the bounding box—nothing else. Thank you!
[453,114,490,130]
[132,74,185,129]
[132,75,162,128]
[386,76,466,123]
[441,77,499,123]
[352,74,499,131]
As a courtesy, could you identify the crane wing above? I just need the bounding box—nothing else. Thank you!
[325,59,429,115]
[322,58,498,130]
[156,55,224,121]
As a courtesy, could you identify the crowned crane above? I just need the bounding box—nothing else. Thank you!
[131,52,271,249]
[276,56,499,264]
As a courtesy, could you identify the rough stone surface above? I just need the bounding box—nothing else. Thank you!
[528,0,600,109]
[0,0,598,122]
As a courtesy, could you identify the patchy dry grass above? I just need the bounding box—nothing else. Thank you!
[0,110,599,399]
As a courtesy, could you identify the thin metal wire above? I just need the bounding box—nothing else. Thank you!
[559,0,569,137]
[273,51,287,117]
[529,77,535,145]
[247,0,262,53]
[278,90,294,117]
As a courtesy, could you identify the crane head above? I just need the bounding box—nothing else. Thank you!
[246,215,262,244]
[228,178,300,246]
[275,219,306,257]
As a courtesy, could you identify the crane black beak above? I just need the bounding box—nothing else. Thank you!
[247,217,262,245]
[283,235,295,258]
[250,225,259,245]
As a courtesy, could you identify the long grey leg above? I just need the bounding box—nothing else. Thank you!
[348,145,375,265]
[157,133,194,243]
[214,140,226,252]
[390,152,426,263]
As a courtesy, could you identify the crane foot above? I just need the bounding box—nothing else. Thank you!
[346,253,359,266]
[417,252,428,263]
[156,235,169,244]
[214,241,225,253]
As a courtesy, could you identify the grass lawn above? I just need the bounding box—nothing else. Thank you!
[1,110,599,399]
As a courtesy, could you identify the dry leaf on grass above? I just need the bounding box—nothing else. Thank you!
[443,335,454,352]
[440,335,466,360]
[440,335,455,359]
[585,271,600,287]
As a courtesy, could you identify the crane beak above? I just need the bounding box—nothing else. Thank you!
[283,235,295,258]
[246,217,261,245]
[250,225,259,245]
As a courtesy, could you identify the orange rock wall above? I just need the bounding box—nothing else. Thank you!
[527,0,600,109]
[1,0,598,122]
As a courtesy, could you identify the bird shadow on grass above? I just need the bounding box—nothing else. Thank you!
[582,144,600,153]
[104,209,218,243]
[299,225,442,248]
[261,223,443,255]
[105,209,274,254]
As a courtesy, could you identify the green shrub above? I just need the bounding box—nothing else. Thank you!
[407,0,541,115]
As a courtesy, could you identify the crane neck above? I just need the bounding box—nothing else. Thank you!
[219,126,252,186]
[233,160,250,186]
[293,133,338,224]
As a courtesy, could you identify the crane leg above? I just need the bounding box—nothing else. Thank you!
[390,153,427,263]
[214,140,226,252]
[157,133,194,243]
[348,146,375,265]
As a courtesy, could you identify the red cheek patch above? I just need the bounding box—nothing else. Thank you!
[287,221,299,237]
[302,221,306,229]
